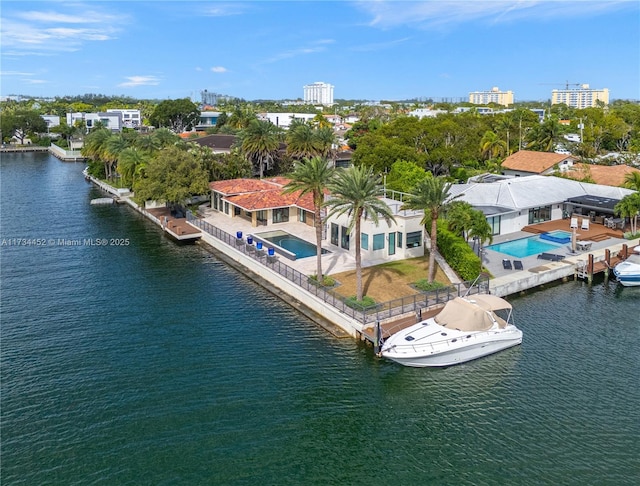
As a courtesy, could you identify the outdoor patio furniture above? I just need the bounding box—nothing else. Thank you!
[537,253,564,262]
[570,217,578,229]
[581,218,590,231]
[502,259,513,270]
[576,241,593,251]
[514,260,524,270]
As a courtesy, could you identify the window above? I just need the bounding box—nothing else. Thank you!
[256,210,267,225]
[487,216,501,236]
[406,231,422,248]
[361,233,369,250]
[397,232,403,248]
[373,233,385,251]
[340,226,350,250]
[528,206,551,224]
[273,208,289,223]
[331,223,339,246]
[299,210,306,223]
[224,201,229,215]
[388,233,396,256]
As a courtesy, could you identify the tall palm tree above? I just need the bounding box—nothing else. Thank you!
[152,127,180,148]
[240,119,280,178]
[315,126,338,166]
[402,175,457,283]
[468,210,493,256]
[81,128,111,176]
[480,130,507,160]
[286,123,319,160]
[283,157,334,283]
[325,165,396,301]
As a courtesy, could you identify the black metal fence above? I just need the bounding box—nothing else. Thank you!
[187,213,489,325]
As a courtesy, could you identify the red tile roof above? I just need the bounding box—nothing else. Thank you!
[210,178,316,212]
[501,150,575,173]
[563,163,640,187]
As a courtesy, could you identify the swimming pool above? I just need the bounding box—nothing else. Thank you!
[486,233,567,258]
[256,230,329,259]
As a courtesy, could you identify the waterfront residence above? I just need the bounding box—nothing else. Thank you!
[208,178,425,264]
[501,150,577,177]
[449,175,636,237]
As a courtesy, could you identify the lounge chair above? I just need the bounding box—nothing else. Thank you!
[581,218,590,231]
[538,253,564,261]
[570,217,578,229]
[502,259,513,270]
[514,260,523,270]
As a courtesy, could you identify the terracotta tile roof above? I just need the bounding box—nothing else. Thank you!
[210,177,317,212]
[563,163,640,187]
[501,150,575,173]
[209,178,281,195]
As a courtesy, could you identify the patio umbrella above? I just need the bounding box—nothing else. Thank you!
[571,226,577,253]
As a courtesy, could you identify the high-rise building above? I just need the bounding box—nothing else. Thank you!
[469,87,514,106]
[303,82,334,106]
[551,84,609,108]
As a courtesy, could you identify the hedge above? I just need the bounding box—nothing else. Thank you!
[435,219,482,281]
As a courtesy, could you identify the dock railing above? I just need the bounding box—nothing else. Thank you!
[187,213,489,325]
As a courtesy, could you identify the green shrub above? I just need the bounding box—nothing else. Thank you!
[308,275,336,287]
[414,279,447,292]
[344,295,377,311]
[436,220,482,281]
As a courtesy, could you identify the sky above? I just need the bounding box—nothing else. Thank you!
[1,0,639,102]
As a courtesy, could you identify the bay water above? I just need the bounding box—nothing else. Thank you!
[1,153,639,485]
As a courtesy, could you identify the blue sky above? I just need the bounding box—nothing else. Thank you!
[1,1,639,102]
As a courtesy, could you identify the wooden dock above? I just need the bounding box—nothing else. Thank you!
[147,207,202,242]
[576,245,632,282]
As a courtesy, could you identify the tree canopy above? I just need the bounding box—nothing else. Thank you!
[149,98,200,133]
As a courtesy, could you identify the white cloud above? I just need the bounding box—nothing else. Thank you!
[211,66,228,73]
[201,3,247,17]
[118,76,161,88]
[261,39,335,64]
[354,0,636,29]
[0,4,123,55]
[350,37,411,52]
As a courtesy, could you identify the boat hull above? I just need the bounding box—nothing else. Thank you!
[381,328,523,368]
[613,260,640,287]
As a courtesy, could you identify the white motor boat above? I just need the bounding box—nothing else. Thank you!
[613,252,640,287]
[380,294,522,367]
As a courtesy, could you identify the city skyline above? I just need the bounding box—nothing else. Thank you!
[1,1,639,102]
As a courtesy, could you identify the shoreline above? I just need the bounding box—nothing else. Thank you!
[83,169,639,342]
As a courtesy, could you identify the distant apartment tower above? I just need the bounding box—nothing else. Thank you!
[303,82,334,106]
[551,84,609,108]
[469,87,514,106]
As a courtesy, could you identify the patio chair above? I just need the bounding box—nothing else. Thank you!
[514,260,524,270]
[581,218,590,231]
[570,217,578,229]
[502,259,513,270]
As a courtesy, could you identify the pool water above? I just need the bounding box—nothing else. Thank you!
[486,234,565,258]
[256,230,329,259]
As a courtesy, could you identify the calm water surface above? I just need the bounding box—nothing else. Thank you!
[1,153,639,485]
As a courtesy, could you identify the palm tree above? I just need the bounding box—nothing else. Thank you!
[103,134,129,180]
[152,127,180,148]
[402,175,457,283]
[239,119,280,178]
[283,157,334,283]
[527,117,562,152]
[315,126,338,166]
[615,193,640,235]
[325,165,396,301]
[81,128,111,176]
[468,210,493,256]
[117,147,144,188]
[480,130,507,160]
[286,123,319,160]
[623,171,640,191]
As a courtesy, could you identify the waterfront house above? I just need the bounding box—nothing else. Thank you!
[562,163,640,187]
[501,150,576,177]
[209,178,425,263]
[449,175,635,237]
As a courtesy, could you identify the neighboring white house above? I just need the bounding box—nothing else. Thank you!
[67,112,123,132]
[106,109,141,128]
[449,175,635,237]
[258,112,317,129]
[41,115,60,131]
